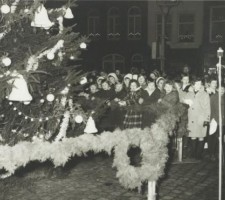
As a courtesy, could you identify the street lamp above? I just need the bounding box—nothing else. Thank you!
[156,0,179,74]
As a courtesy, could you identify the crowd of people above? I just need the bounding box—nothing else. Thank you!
[77,66,225,162]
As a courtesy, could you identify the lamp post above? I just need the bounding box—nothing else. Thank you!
[156,0,179,74]
[217,47,223,200]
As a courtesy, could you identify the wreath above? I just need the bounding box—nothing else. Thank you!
[0,103,186,189]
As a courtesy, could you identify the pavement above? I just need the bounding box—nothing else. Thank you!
[0,152,224,200]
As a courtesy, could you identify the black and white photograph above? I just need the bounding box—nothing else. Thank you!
[0,0,224,200]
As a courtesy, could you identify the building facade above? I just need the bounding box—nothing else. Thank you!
[73,0,149,73]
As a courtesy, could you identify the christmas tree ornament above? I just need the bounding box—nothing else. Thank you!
[8,73,33,102]
[80,77,88,85]
[40,99,45,103]
[1,4,10,14]
[47,52,55,60]
[64,8,74,19]
[75,115,83,123]
[57,16,64,34]
[31,4,54,30]
[10,0,20,13]
[2,57,12,67]
[70,55,75,60]
[24,8,29,13]
[46,94,55,102]
[60,86,69,95]
[84,116,98,134]
[80,42,87,49]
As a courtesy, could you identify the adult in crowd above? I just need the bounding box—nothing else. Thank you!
[183,77,210,160]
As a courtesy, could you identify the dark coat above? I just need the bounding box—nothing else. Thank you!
[210,92,225,125]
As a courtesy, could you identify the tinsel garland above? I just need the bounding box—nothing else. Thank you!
[54,111,70,142]
[0,104,186,189]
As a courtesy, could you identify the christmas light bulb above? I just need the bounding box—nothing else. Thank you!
[18,112,22,115]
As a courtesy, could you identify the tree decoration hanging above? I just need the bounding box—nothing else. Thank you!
[0,4,10,14]
[31,4,54,29]
[0,0,89,145]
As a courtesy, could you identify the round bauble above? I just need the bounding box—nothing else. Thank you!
[46,94,55,102]
[80,42,87,49]
[1,4,10,14]
[47,52,55,60]
[2,57,11,67]
[75,115,83,123]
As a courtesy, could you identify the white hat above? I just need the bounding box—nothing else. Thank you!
[124,73,132,80]
[108,73,118,82]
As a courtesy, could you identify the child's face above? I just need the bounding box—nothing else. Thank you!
[102,82,109,90]
[109,76,116,84]
[130,82,138,92]
[124,78,130,87]
[115,83,123,92]
[147,82,155,90]
[90,85,97,93]
[157,80,165,89]
[150,73,156,80]
[164,84,173,94]
[193,81,202,91]
[138,76,145,85]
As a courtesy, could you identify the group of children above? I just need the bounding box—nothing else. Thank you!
[78,69,224,161]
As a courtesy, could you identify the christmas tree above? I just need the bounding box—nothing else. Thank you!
[0,0,89,145]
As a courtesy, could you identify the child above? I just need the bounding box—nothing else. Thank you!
[119,80,143,129]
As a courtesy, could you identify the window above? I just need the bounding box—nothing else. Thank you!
[178,14,195,43]
[107,8,120,40]
[87,10,100,38]
[128,7,142,40]
[210,6,225,43]
[156,14,172,41]
[103,54,125,72]
[131,54,143,68]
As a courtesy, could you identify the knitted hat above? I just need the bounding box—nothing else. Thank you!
[96,76,105,84]
[156,77,165,85]
[124,73,132,80]
[108,73,119,82]
[150,70,160,78]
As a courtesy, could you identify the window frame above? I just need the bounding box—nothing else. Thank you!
[177,13,195,43]
[209,5,225,43]
[87,10,100,38]
[128,6,142,40]
[107,7,120,40]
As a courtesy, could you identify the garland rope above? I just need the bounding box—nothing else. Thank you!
[0,103,186,189]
